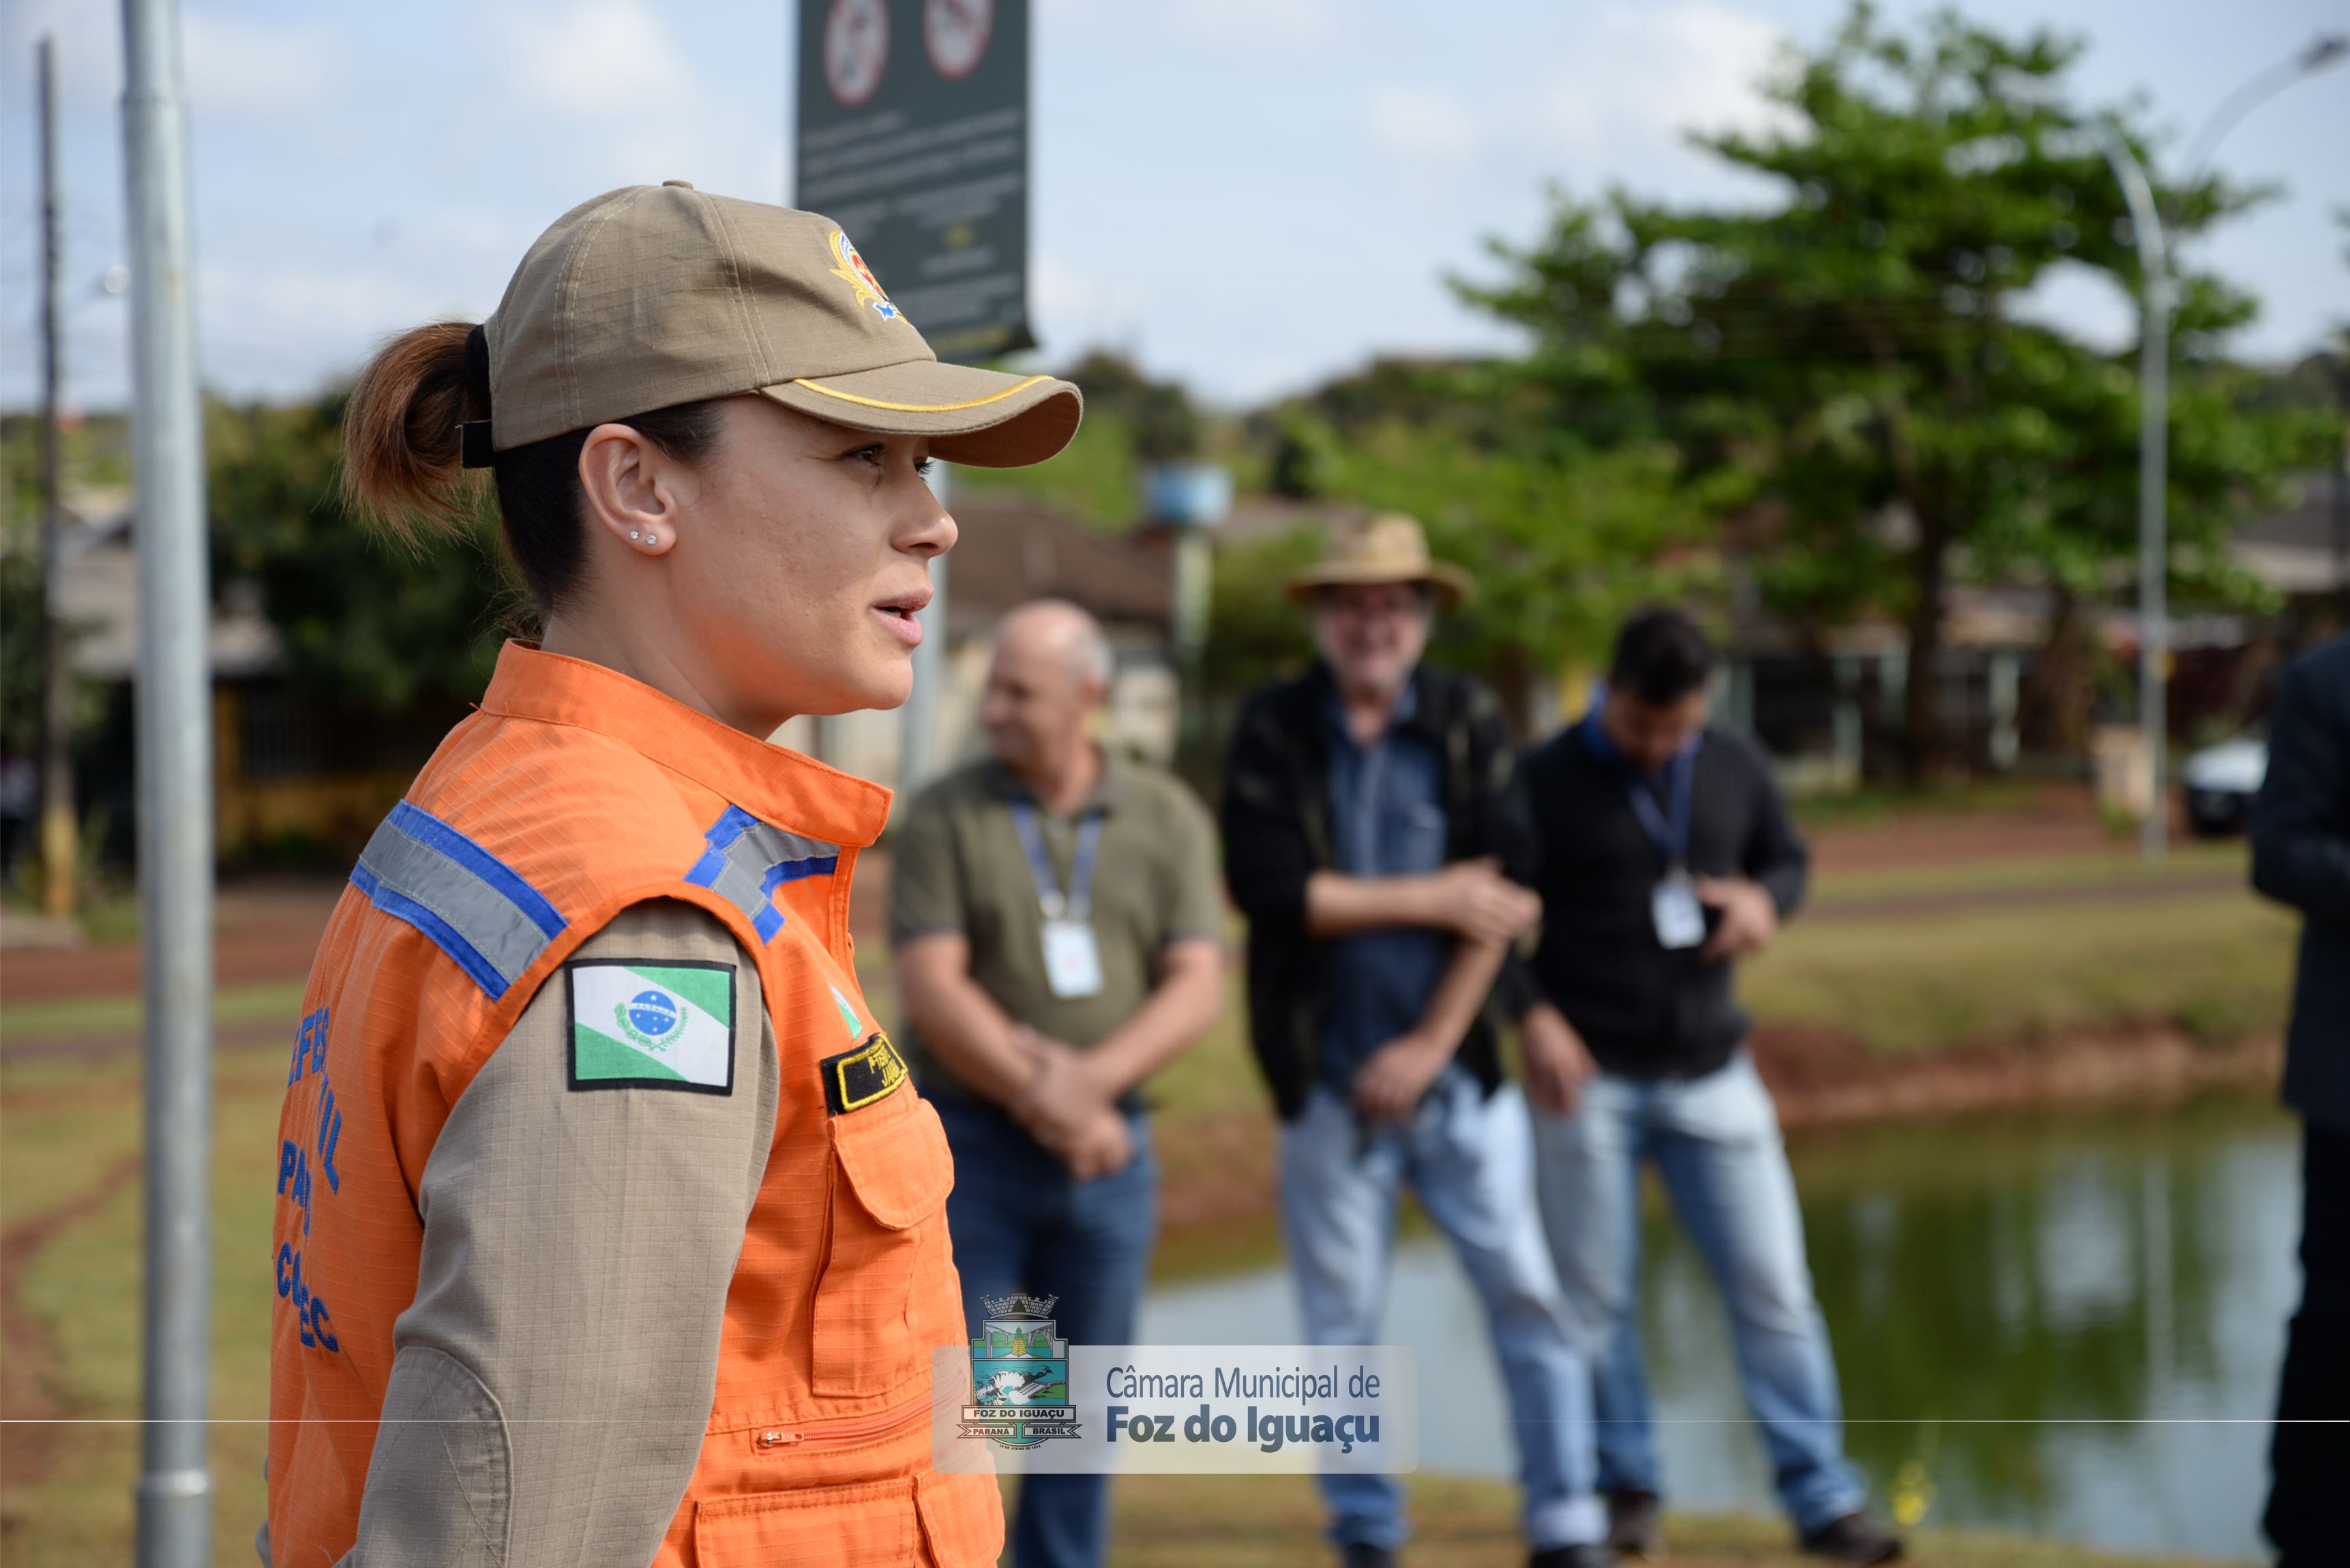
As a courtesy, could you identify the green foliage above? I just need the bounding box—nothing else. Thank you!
[953,403,1146,527]
[206,394,514,712]
[0,537,44,756]
[955,350,1208,528]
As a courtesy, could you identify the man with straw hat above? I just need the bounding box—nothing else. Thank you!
[1221,514,1612,1567]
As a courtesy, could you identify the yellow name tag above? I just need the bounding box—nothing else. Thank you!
[822,1031,908,1115]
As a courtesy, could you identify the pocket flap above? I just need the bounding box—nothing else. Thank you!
[914,1471,1005,1567]
[694,1479,918,1568]
[831,1094,955,1231]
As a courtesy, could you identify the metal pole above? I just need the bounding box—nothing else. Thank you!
[899,464,953,794]
[121,0,214,1563]
[38,35,81,920]
[2099,133,2169,863]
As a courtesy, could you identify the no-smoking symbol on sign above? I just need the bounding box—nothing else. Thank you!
[924,0,994,79]
[824,0,889,106]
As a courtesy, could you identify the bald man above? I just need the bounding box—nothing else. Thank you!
[892,599,1225,1568]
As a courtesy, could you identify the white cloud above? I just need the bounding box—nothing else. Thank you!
[183,14,340,113]
[498,0,696,118]
[1370,87,1478,170]
[1034,252,1152,352]
[1177,0,1336,50]
[1543,2,1796,166]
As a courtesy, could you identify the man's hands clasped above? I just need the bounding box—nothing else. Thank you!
[1009,1029,1134,1181]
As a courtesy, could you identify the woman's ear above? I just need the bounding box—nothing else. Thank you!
[578,423,679,557]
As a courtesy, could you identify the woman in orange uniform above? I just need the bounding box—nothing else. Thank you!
[263,183,1080,1568]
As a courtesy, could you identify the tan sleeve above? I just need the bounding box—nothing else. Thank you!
[347,900,778,1568]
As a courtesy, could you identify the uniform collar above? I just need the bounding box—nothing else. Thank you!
[983,745,1123,815]
[477,641,893,849]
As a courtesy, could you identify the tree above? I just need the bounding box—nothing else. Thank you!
[207,392,514,714]
[1462,2,2295,778]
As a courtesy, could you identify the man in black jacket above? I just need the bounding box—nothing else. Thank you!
[1223,514,1611,1568]
[2253,635,2350,1567]
[1515,609,1899,1565]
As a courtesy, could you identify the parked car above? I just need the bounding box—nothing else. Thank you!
[2181,729,2267,837]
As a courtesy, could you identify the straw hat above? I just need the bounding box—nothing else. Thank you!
[1285,513,1474,607]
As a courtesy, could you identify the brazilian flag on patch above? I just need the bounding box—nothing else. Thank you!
[566,960,735,1094]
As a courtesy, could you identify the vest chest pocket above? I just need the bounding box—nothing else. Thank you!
[811,1091,957,1397]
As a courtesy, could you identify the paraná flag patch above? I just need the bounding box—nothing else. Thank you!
[567,959,735,1094]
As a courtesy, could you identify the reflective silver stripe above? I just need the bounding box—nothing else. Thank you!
[738,820,839,869]
[716,821,837,909]
[356,815,561,992]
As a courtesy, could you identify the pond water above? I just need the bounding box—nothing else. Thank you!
[1139,1095,2300,1559]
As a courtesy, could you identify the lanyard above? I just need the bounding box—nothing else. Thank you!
[1580,711,1701,870]
[1008,800,1104,922]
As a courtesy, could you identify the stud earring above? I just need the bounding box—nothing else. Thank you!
[629,531,642,541]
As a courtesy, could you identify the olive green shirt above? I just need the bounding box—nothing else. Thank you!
[889,754,1222,1102]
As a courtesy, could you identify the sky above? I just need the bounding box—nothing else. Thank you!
[2,0,2345,414]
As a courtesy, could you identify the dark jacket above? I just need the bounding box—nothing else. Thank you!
[1220,661,1535,1121]
[1516,720,1808,1081]
[2253,637,2350,1132]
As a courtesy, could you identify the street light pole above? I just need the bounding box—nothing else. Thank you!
[121,0,215,1563]
[2095,133,2171,863]
[2086,33,2345,864]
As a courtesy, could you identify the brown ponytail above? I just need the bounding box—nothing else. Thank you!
[342,320,481,540]
[340,320,725,613]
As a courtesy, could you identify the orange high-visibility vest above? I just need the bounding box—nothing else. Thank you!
[267,643,998,1567]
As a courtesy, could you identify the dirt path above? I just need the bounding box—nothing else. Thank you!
[0,1155,138,1505]
[0,881,340,1004]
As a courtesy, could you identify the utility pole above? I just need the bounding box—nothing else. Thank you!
[121,0,215,1563]
[37,36,79,918]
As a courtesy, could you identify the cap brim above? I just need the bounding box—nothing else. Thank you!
[1285,562,1474,608]
[758,360,1084,468]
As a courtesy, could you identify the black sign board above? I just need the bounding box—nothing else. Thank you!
[793,0,1032,364]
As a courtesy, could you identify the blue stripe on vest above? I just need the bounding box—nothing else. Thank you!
[351,804,569,1000]
[685,805,840,943]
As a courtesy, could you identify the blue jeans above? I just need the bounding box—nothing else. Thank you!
[1530,1051,1866,1533]
[1279,1071,1605,1551]
[936,1098,1159,1568]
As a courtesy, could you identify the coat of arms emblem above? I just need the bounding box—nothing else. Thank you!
[960,1293,1082,1449]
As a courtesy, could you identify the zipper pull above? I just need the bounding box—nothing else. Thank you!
[756,1429,802,1449]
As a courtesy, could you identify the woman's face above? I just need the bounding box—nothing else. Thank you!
[563,395,955,736]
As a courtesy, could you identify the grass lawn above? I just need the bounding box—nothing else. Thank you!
[1744,886,2295,1057]
[1107,1473,2250,1567]
[1,1039,281,1565]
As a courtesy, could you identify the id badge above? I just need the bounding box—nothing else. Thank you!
[1651,874,1707,950]
[1041,918,1105,999]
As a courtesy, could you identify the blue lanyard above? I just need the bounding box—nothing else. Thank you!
[1008,800,1104,922]
[1579,711,1701,870]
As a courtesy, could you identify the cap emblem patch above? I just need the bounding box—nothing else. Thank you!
[829,230,901,321]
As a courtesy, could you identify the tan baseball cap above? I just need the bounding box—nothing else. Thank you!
[481,183,1081,466]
